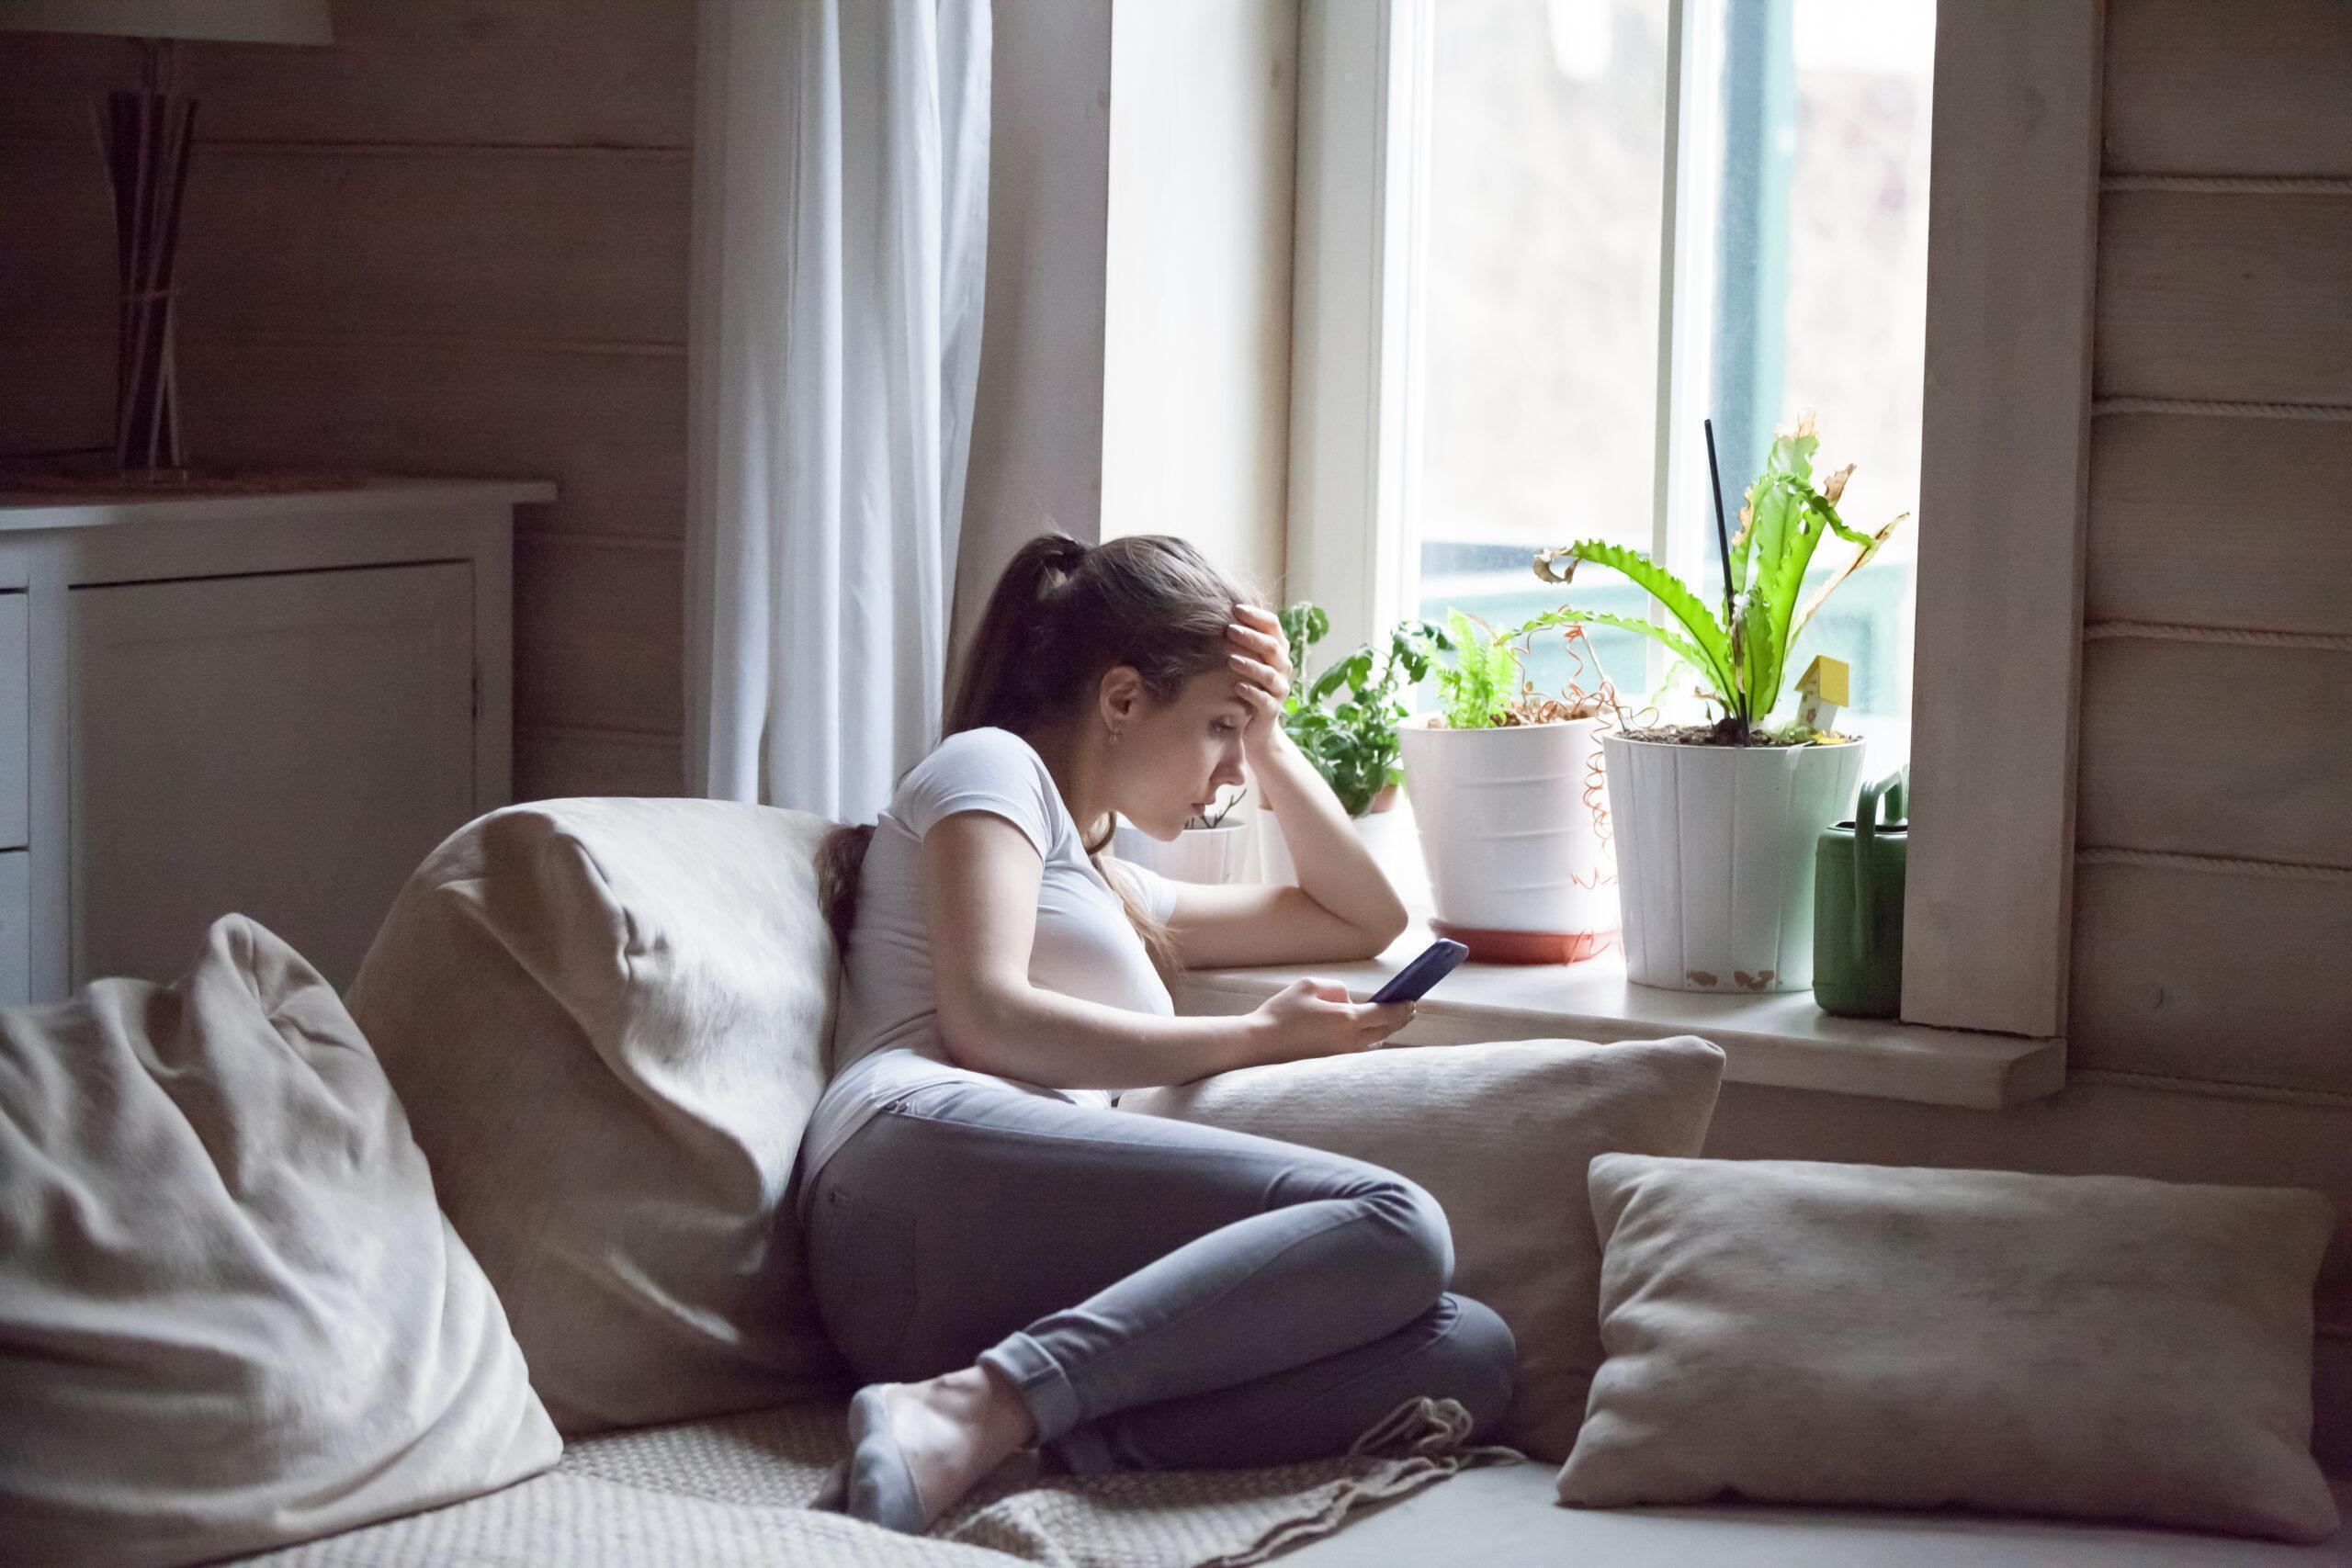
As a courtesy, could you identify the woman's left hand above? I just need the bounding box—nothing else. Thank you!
[1225,603,1294,759]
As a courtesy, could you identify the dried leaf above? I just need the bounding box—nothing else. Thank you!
[1822,463,1855,505]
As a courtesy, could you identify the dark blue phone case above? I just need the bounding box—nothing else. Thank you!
[1369,939,1469,1005]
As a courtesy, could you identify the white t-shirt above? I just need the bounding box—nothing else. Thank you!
[797,727,1178,1187]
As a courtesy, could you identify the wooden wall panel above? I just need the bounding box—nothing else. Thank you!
[2077,638,2352,869]
[514,727,685,802]
[514,534,684,738]
[2096,191,2352,404]
[2104,0,2352,176]
[0,339,108,458]
[0,0,695,798]
[0,144,690,346]
[0,1,695,148]
[2088,413,2352,637]
[173,338,686,542]
[2070,859,2352,1092]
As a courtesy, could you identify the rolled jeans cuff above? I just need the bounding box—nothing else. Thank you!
[979,1330,1084,1446]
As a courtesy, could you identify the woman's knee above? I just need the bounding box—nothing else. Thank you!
[1352,1172,1455,1303]
[1430,1294,1519,1436]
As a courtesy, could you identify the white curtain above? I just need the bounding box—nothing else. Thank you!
[686,0,990,819]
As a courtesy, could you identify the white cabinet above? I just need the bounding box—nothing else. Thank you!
[71,563,479,990]
[0,479,547,998]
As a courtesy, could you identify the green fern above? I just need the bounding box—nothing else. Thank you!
[1434,609,1519,729]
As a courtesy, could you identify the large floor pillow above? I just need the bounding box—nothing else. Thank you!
[1559,1156,2341,1542]
[345,798,847,1434]
[0,915,560,1568]
[1125,1035,1726,1461]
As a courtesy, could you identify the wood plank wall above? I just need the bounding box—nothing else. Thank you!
[0,0,692,801]
[2075,0,2352,1100]
[1702,2,2352,1472]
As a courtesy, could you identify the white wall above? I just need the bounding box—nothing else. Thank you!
[1099,1,1299,599]
[955,0,1300,665]
[955,0,1114,656]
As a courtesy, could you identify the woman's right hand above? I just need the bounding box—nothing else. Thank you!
[1245,979,1416,1066]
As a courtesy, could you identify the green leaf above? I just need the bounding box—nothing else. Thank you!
[1792,511,1906,640]
[1525,606,1713,685]
[1740,470,1841,716]
[1434,608,1518,729]
[1524,540,1736,696]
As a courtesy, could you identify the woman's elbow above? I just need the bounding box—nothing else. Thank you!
[1356,897,1411,959]
[934,983,1028,1075]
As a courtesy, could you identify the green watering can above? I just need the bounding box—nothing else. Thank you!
[1813,770,1907,1018]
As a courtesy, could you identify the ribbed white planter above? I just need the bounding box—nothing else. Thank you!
[1398,717,1614,958]
[1112,819,1252,885]
[1602,733,1865,992]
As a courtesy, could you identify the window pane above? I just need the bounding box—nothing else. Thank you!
[1698,0,1933,772]
[1414,0,1670,705]
[1408,0,1933,776]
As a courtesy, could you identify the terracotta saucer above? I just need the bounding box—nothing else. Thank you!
[1429,920,1615,966]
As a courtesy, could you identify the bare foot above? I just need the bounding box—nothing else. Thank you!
[861,1366,1036,1527]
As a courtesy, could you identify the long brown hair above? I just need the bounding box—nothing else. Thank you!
[819,532,1248,981]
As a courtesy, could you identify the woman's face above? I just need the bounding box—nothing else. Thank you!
[1108,669,1254,840]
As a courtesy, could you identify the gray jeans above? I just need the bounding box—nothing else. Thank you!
[801,1076,1516,1475]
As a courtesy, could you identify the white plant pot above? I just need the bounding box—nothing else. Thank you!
[1257,791,1408,888]
[1602,733,1865,992]
[1397,717,1614,955]
[1112,819,1252,885]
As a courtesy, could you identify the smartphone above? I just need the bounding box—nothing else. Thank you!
[1368,939,1469,1006]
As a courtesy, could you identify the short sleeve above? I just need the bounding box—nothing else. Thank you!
[892,728,1060,859]
[1103,857,1180,924]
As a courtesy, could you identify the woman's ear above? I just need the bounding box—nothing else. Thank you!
[1097,665,1146,737]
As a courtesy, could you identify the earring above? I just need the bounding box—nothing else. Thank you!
[1108,728,1123,746]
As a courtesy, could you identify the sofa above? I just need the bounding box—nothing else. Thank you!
[4,796,2346,1567]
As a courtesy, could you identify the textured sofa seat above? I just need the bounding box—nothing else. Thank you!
[239,1403,2352,1567]
[1289,1462,2352,1567]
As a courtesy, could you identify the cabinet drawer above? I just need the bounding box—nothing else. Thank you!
[0,850,25,1005]
[0,592,23,851]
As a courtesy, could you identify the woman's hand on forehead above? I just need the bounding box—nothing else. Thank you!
[1224,603,1292,727]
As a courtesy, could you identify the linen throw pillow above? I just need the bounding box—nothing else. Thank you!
[1559,1154,2342,1543]
[1123,1035,1725,1461]
[0,916,560,1568]
[346,798,847,1434]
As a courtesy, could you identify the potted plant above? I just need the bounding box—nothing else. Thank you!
[1532,412,1904,992]
[1113,785,1253,885]
[1395,609,1617,964]
[1255,606,1440,885]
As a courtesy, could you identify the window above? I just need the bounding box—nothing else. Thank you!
[1287,0,2103,1043]
[1390,0,1934,772]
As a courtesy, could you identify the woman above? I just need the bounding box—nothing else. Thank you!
[803,533,1516,1534]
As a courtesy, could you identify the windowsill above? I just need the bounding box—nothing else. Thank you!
[1174,919,2066,1111]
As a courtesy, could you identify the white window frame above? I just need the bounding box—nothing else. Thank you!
[1283,0,2102,1043]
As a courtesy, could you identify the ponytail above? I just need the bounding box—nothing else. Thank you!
[817,821,876,960]
[945,532,1091,736]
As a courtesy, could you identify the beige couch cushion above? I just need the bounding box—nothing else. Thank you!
[346,799,846,1434]
[1123,1035,1725,1461]
[0,916,560,1568]
[1560,1155,2342,1543]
